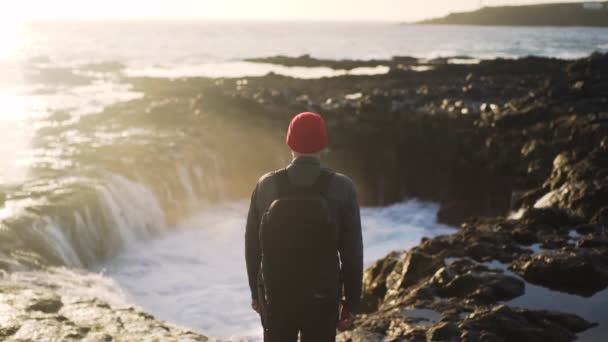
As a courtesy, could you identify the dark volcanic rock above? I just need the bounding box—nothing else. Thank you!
[578,234,608,249]
[575,223,603,235]
[461,305,596,342]
[520,207,583,229]
[27,296,63,313]
[419,235,466,259]
[592,206,608,226]
[510,249,608,296]
[431,259,525,303]
[427,321,461,341]
[387,249,445,291]
[460,220,531,263]
[245,54,419,70]
[539,143,608,221]
[362,251,402,312]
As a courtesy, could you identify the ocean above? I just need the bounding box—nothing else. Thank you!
[0,21,607,341]
[2,21,606,182]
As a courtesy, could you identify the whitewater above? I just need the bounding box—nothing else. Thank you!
[101,201,453,341]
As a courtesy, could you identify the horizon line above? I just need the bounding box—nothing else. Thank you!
[15,17,413,24]
[15,1,601,24]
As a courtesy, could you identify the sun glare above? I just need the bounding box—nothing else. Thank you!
[0,17,22,61]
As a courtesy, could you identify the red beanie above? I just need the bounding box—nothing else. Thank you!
[286,112,328,154]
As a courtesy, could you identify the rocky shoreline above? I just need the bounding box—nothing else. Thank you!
[179,52,606,341]
[0,268,216,342]
[130,52,607,340]
[1,52,606,341]
[265,53,607,341]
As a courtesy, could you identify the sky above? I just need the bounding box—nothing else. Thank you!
[4,0,594,22]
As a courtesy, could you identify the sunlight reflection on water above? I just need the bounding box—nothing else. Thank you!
[126,61,390,79]
[0,90,39,184]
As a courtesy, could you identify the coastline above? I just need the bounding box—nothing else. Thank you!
[417,2,608,27]
[1,51,607,341]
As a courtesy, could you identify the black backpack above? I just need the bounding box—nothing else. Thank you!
[259,168,340,309]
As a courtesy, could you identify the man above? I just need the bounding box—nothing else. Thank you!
[245,112,363,342]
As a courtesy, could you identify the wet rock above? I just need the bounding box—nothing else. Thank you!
[386,249,445,291]
[337,328,384,342]
[510,249,608,296]
[419,235,466,259]
[245,54,398,70]
[460,220,530,263]
[575,223,602,235]
[400,328,428,342]
[512,187,545,210]
[577,234,608,249]
[431,259,524,303]
[427,321,461,341]
[27,296,63,313]
[540,146,608,221]
[592,207,608,226]
[461,305,595,342]
[362,251,402,313]
[0,326,19,338]
[520,207,582,229]
[349,306,448,341]
[510,226,538,245]
[464,242,498,262]
[354,313,391,335]
[538,233,572,249]
[0,268,213,342]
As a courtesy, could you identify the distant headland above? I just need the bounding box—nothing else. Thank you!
[418,1,608,27]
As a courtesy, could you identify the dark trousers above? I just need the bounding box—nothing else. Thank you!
[262,301,338,342]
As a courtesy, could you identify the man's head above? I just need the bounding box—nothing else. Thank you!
[286,112,328,158]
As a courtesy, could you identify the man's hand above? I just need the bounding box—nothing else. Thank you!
[336,308,356,331]
[251,299,261,314]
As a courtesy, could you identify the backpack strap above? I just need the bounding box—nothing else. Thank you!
[274,168,291,198]
[275,168,334,197]
[312,169,334,196]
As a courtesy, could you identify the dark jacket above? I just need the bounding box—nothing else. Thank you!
[245,156,364,313]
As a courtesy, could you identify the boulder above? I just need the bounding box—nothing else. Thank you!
[386,249,445,291]
[361,252,402,312]
[27,296,63,314]
[510,249,608,296]
[419,235,465,258]
[577,234,608,249]
[431,259,525,303]
[520,207,582,229]
[459,219,530,263]
[592,207,608,226]
[460,305,596,342]
[336,328,384,342]
[427,322,461,341]
[540,146,608,221]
